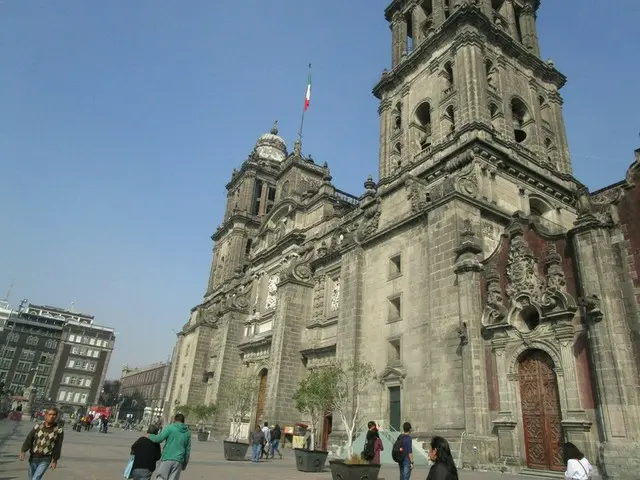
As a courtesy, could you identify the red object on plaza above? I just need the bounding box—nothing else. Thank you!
[88,405,112,417]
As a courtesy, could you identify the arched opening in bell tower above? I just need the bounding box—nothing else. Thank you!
[511,98,531,143]
[415,102,432,151]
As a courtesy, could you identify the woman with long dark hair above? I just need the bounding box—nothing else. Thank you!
[361,421,383,464]
[426,436,458,480]
[563,442,592,479]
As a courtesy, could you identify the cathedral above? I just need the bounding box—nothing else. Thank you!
[163,1,640,477]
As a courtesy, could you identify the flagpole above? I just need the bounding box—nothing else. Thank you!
[297,63,311,144]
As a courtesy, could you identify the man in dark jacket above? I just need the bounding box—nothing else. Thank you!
[19,407,64,479]
[130,425,162,480]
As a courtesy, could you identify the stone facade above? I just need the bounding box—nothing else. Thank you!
[120,362,171,414]
[165,2,640,478]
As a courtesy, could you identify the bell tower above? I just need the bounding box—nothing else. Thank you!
[374,0,572,186]
[205,123,286,294]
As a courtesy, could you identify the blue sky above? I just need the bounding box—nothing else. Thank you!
[1,1,639,378]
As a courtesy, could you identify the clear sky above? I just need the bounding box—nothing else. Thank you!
[1,1,639,378]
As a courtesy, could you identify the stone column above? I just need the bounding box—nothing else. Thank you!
[411,2,426,48]
[571,212,640,477]
[432,0,445,29]
[491,341,519,463]
[548,92,572,175]
[391,13,408,68]
[500,0,519,41]
[518,5,540,57]
[265,265,313,426]
[459,44,489,125]
[378,100,391,181]
[454,219,489,437]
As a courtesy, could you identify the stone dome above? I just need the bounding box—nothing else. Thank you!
[254,121,287,162]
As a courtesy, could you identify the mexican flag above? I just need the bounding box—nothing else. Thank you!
[304,65,311,111]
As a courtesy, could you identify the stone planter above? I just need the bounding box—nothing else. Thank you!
[294,448,329,472]
[329,459,381,480]
[197,431,210,442]
[223,440,250,461]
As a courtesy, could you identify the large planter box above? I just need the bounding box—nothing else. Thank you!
[329,460,381,480]
[223,440,249,461]
[294,448,329,472]
[197,431,210,442]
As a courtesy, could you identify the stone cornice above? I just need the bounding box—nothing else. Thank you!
[237,333,272,352]
[277,155,326,180]
[373,6,566,99]
[212,212,261,241]
[225,157,280,192]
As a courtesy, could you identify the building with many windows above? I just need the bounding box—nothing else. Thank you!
[120,361,171,416]
[0,303,115,412]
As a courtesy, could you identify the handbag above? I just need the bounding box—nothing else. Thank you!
[123,455,134,479]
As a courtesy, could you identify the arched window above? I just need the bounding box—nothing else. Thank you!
[446,105,456,132]
[486,60,498,91]
[394,142,402,155]
[393,102,402,131]
[245,239,253,257]
[415,102,432,150]
[443,62,454,89]
[511,97,531,143]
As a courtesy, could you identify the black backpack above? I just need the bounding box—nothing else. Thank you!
[361,436,375,461]
[391,434,405,463]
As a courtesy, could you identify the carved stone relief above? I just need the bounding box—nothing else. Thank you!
[356,201,381,242]
[482,220,503,258]
[505,227,542,301]
[265,274,279,310]
[330,277,341,313]
[310,276,326,324]
[483,266,508,326]
[405,177,430,213]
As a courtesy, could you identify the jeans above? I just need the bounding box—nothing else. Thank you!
[398,460,412,480]
[130,468,153,480]
[28,457,51,480]
[251,443,261,462]
[156,460,182,480]
[270,439,281,458]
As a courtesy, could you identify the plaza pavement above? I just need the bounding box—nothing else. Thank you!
[0,419,560,480]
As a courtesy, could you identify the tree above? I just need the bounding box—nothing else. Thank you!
[186,404,218,433]
[99,380,121,406]
[220,375,258,443]
[293,367,335,451]
[328,360,376,457]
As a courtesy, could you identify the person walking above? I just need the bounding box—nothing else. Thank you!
[426,436,458,480]
[148,413,191,480]
[260,421,271,459]
[270,424,283,459]
[361,421,383,464]
[129,425,162,480]
[19,407,64,480]
[251,425,265,463]
[392,422,414,480]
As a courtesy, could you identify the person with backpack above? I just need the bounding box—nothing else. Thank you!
[392,422,414,479]
[361,421,383,464]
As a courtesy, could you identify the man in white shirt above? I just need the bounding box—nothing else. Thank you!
[260,422,271,459]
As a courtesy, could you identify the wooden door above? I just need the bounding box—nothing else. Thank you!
[518,350,564,471]
[389,386,401,431]
[255,370,267,428]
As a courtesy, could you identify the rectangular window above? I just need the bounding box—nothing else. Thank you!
[88,363,96,371]
[387,295,402,323]
[388,254,402,279]
[80,393,88,403]
[68,360,75,368]
[252,180,264,215]
[0,358,11,369]
[66,391,73,402]
[58,390,66,401]
[73,392,80,403]
[12,372,27,384]
[70,377,78,385]
[0,371,7,382]
[93,350,99,358]
[387,338,402,365]
[16,361,31,372]
[69,334,75,342]
[71,346,79,354]
[63,376,70,384]
[3,347,15,358]
[89,338,96,346]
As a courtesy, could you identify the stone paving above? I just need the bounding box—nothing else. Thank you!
[0,419,558,480]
